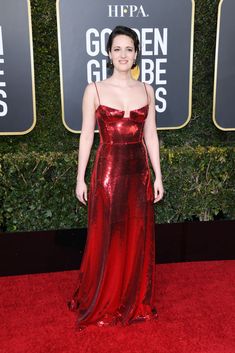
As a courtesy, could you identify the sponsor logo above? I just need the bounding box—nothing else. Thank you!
[108,5,149,18]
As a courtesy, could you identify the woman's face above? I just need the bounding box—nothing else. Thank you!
[109,34,137,72]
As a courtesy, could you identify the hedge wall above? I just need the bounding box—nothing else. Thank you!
[1,147,234,232]
[0,0,235,231]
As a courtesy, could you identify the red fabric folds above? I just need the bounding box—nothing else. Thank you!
[68,103,158,330]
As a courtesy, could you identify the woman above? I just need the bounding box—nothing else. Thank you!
[68,25,164,331]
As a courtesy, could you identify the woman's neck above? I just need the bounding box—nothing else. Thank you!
[110,70,133,86]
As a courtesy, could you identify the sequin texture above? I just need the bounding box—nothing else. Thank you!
[68,98,158,331]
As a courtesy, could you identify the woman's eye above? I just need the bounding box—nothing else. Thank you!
[114,48,119,51]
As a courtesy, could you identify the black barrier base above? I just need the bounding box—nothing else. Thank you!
[0,220,234,277]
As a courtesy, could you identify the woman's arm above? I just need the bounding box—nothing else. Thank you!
[76,83,97,204]
[143,84,164,203]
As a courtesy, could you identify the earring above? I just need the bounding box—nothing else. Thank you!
[107,57,114,69]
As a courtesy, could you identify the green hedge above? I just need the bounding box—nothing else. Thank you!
[1,147,234,232]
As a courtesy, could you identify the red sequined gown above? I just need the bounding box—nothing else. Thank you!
[68,82,158,330]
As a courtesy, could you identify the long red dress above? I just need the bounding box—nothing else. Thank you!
[68,81,158,330]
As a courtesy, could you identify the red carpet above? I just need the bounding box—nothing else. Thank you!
[0,260,234,353]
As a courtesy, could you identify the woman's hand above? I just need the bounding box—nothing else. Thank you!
[153,178,164,203]
[76,180,88,205]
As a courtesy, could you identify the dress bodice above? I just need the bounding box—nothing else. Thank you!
[95,104,149,144]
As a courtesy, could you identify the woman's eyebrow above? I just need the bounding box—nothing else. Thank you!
[113,45,133,48]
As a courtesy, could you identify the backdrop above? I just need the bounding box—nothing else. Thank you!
[213,0,235,131]
[57,0,194,132]
[0,0,36,135]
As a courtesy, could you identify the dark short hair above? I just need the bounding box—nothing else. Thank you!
[106,26,140,69]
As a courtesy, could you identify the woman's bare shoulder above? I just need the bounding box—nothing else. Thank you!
[142,81,154,95]
[83,82,98,99]
[141,81,153,89]
[84,81,96,91]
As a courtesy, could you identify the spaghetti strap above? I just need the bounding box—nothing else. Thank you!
[94,81,101,105]
[143,82,149,105]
